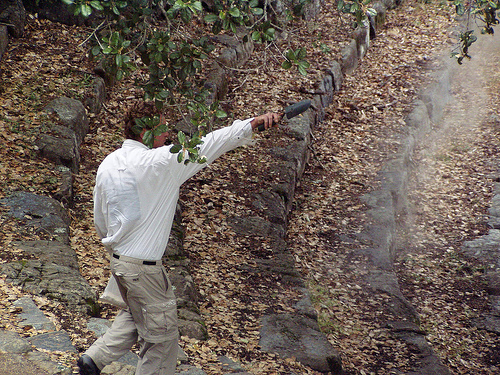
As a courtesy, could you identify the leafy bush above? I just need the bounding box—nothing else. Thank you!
[62,0,310,158]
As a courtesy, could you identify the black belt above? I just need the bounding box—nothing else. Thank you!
[112,253,158,266]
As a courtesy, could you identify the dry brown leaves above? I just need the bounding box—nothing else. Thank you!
[1,1,499,374]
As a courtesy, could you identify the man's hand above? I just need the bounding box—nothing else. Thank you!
[250,112,282,131]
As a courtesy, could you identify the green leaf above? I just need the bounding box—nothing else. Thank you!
[132,125,143,135]
[297,47,307,60]
[204,14,219,22]
[285,49,296,61]
[228,7,241,17]
[143,130,153,148]
[90,1,104,10]
[61,0,74,4]
[265,28,276,39]
[192,1,203,11]
[110,31,120,46]
[215,109,227,118]
[116,54,123,67]
[282,60,292,69]
[170,144,182,153]
[298,60,310,69]
[81,4,93,17]
[178,131,186,144]
[177,151,184,163]
[91,45,101,56]
[251,31,261,42]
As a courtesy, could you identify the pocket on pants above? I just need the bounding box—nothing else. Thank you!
[141,299,178,343]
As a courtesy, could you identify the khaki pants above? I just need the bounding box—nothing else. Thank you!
[85,256,179,375]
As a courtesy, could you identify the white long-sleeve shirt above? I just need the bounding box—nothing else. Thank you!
[93,118,254,261]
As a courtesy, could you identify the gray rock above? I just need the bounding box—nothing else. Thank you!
[474,314,500,334]
[491,295,500,316]
[368,270,418,321]
[176,364,207,374]
[341,39,358,74]
[353,26,370,60]
[270,140,309,178]
[0,331,31,354]
[370,1,387,32]
[28,331,77,353]
[44,97,89,146]
[101,361,136,375]
[260,313,343,374]
[0,25,8,61]
[84,77,107,114]
[87,317,112,337]
[13,240,79,268]
[217,41,254,68]
[178,318,207,341]
[404,346,451,375]
[326,61,343,92]
[228,215,279,238]
[0,0,26,37]
[319,74,334,108]
[252,190,287,225]
[218,356,246,373]
[294,289,318,320]
[484,271,500,295]
[303,0,322,21]
[25,350,72,374]
[53,166,74,207]
[1,192,70,243]
[169,268,201,311]
[462,229,500,266]
[380,0,400,10]
[0,353,50,375]
[406,99,431,134]
[420,69,452,124]
[24,0,85,26]
[36,132,80,173]
[0,241,98,314]
[14,296,56,331]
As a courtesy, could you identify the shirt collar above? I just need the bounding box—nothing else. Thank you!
[122,139,149,150]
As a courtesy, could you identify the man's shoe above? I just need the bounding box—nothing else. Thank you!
[77,354,101,375]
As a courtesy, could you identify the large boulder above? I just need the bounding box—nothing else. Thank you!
[1,191,70,243]
[44,97,89,145]
[23,0,85,26]
[0,0,26,37]
[36,97,89,173]
[0,241,98,314]
[0,192,98,314]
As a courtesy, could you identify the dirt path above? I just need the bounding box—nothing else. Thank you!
[395,28,500,374]
[286,20,500,375]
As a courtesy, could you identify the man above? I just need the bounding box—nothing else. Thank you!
[77,105,281,375]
